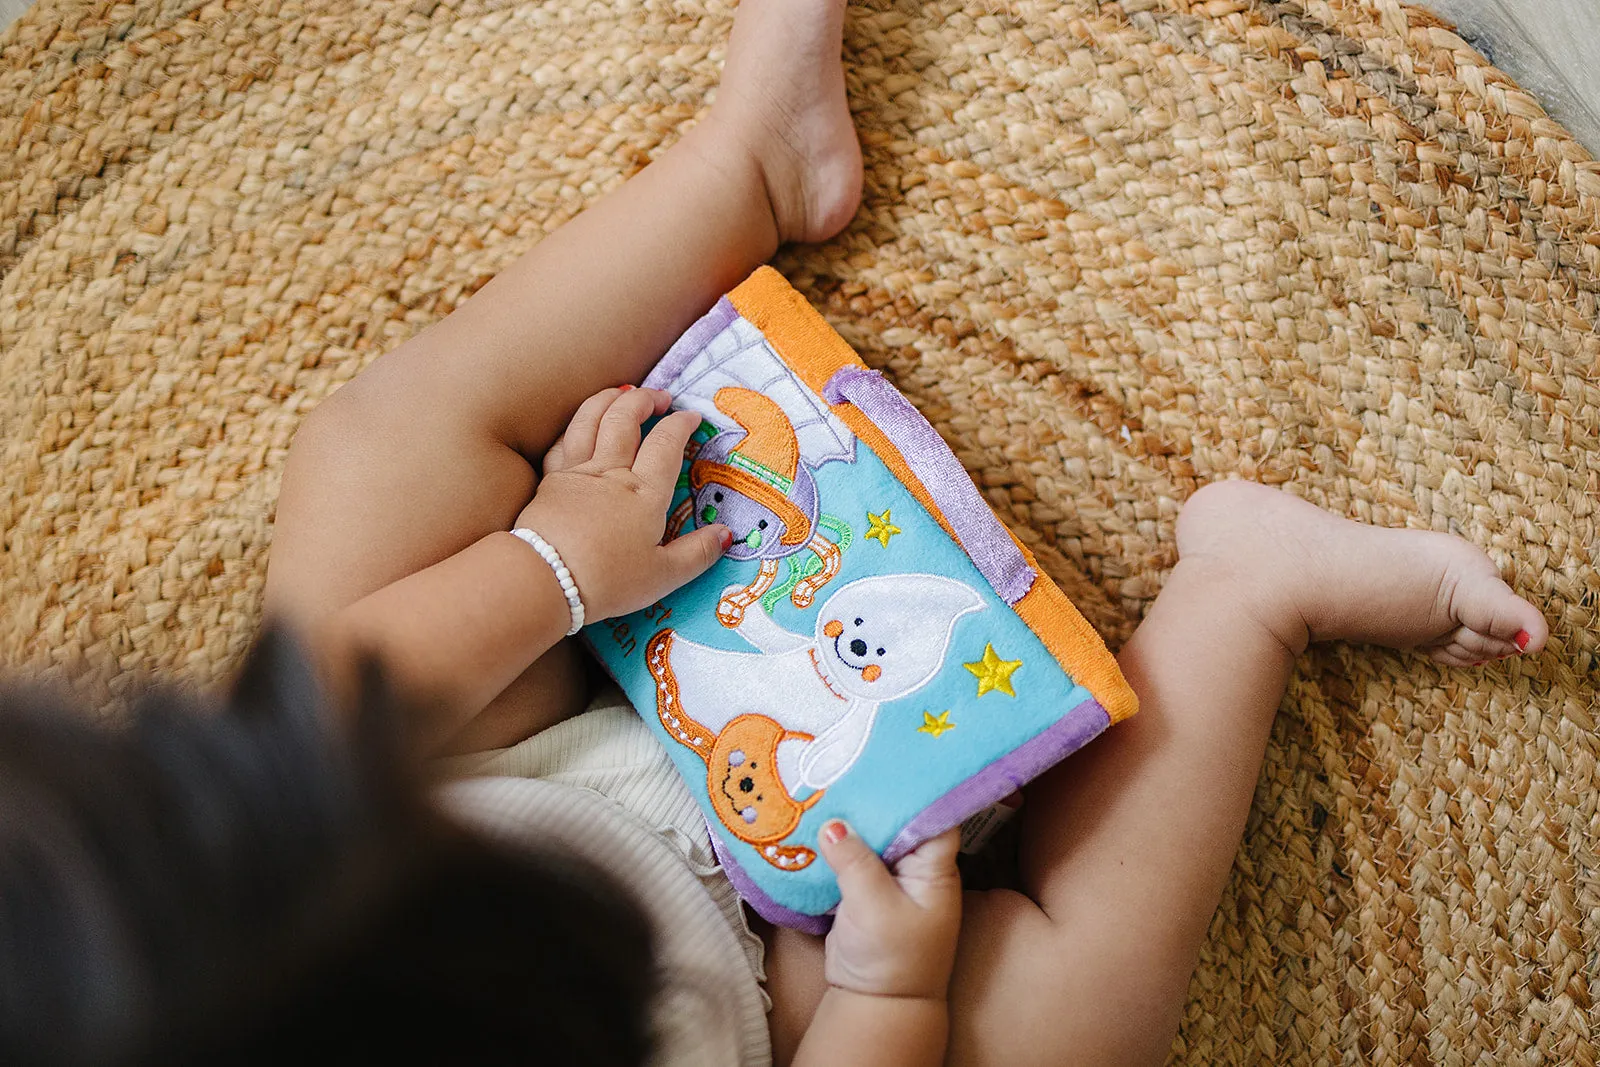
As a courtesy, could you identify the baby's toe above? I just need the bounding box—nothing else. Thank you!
[1424,627,1515,667]
[1447,567,1549,656]
[1510,608,1551,656]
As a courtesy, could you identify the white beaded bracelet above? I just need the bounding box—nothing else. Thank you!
[509,527,586,636]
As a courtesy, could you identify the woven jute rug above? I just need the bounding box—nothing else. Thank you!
[2,0,1597,1060]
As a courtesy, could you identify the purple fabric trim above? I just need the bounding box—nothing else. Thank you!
[707,827,834,935]
[643,297,739,391]
[882,697,1111,865]
[822,367,1038,605]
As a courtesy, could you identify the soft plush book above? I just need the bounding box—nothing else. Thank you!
[584,267,1138,932]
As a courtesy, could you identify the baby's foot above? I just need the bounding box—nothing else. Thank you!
[709,0,863,244]
[1176,481,1549,666]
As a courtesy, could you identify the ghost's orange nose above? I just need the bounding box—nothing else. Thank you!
[861,664,882,683]
[823,619,844,638]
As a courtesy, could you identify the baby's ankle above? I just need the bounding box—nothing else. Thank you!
[1173,483,1317,648]
[1167,553,1313,658]
[708,0,862,245]
[697,106,809,245]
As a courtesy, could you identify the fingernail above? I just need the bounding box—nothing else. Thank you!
[619,383,635,392]
[1514,629,1531,651]
[822,820,848,845]
[718,526,733,551]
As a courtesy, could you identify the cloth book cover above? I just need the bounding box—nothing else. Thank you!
[584,267,1138,932]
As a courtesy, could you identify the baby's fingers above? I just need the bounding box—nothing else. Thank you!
[592,387,671,469]
[819,820,901,916]
[890,828,961,912]
[553,387,626,470]
[634,408,702,491]
[657,521,731,592]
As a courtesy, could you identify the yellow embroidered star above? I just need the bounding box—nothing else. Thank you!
[964,644,1022,698]
[918,710,955,738]
[864,508,901,548]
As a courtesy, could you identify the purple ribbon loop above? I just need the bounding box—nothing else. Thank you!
[823,367,1036,605]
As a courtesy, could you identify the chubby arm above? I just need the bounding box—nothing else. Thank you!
[310,387,729,747]
[793,824,962,1067]
[310,531,572,745]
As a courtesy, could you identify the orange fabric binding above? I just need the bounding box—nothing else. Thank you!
[728,267,1137,724]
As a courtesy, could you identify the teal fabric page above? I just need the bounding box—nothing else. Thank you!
[587,439,1093,918]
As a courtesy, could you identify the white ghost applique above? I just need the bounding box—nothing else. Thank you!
[644,574,983,870]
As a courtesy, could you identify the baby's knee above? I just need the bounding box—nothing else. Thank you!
[281,362,475,497]
[285,364,402,465]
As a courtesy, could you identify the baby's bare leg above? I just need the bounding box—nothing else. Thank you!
[941,544,1300,1065]
[266,0,861,749]
[943,481,1548,1065]
[765,482,1549,1064]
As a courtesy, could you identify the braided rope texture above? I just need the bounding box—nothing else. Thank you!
[1,0,1597,1060]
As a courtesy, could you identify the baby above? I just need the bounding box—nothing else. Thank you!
[263,0,1548,1055]
[0,0,1547,1064]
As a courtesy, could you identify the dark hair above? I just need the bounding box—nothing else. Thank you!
[0,628,656,1066]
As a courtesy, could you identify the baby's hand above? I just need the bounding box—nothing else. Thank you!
[517,386,730,621]
[817,821,962,1000]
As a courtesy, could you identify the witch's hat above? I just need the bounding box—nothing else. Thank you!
[689,387,812,546]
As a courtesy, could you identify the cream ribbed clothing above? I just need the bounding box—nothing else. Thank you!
[442,696,772,1067]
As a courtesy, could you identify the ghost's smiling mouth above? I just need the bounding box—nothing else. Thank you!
[828,629,884,684]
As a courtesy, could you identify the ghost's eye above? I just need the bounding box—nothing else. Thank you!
[713,491,724,503]
[876,647,886,656]
[758,519,768,529]
[854,617,863,626]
